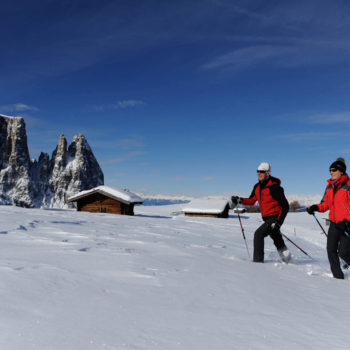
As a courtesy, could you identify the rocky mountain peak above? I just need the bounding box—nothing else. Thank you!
[0,115,30,169]
[57,133,67,154]
[0,114,104,208]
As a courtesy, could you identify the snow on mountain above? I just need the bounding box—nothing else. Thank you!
[286,194,323,206]
[135,193,191,206]
[0,114,103,208]
[0,204,349,349]
[138,193,323,207]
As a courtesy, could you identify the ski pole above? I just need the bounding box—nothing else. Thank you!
[312,214,328,237]
[342,204,350,237]
[235,205,251,259]
[312,214,349,269]
[280,231,317,262]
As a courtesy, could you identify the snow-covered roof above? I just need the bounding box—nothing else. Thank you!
[67,186,143,204]
[182,199,229,214]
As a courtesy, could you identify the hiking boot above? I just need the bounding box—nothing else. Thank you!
[278,248,291,263]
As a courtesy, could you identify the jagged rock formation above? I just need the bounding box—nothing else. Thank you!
[0,114,104,208]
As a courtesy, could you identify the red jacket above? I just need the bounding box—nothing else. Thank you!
[317,174,350,223]
[241,176,289,223]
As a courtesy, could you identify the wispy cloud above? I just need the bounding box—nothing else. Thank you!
[101,151,146,164]
[276,132,339,142]
[202,40,350,73]
[149,173,160,177]
[117,136,144,150]
[172,176,185,181]
[0,103,39,113]
[203,176,214,181]
[200,1,350,73]
[118,100,145,108]
[308,112,350,124]
[93,100,145,111]
[202,45,290,71]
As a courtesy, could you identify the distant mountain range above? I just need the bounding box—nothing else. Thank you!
[137,194,322,207]
[141,199,190,206]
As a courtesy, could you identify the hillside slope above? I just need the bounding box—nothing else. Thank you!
[0,205,349,350]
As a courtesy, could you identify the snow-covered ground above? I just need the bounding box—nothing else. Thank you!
[0,204,349,350]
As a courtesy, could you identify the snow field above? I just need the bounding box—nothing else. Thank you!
[0,205,349,350]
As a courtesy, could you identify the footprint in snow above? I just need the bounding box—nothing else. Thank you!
[78,247,91,252]
[13,266,25,271]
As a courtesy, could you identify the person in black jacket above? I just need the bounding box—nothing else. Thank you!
[232,162,290,263]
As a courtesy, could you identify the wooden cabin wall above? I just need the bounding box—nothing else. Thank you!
[99,196,123,214]
[76,193,135,215]
[77,193,102,213]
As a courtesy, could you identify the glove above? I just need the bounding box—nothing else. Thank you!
[231,196,241,206]
[306,204,318,215]
[270,222,281,233]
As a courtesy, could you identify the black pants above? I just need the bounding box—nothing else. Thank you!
[253,217,287,262]
[327,222,350,279]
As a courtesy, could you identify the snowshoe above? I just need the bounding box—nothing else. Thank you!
[278,248,292,264]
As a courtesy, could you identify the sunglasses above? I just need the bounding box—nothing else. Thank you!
[329,168,339,173]
[257,170,267,174]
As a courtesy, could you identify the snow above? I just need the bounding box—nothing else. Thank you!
[182,199,229,214]
[68,185,143,204]
[135,193,323,208]
[0,113,21,119]
[0,204,350,349]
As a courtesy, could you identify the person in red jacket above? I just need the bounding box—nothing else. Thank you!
[232,162,290,263]
[307,157,350,279]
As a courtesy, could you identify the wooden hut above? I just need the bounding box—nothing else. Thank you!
[67,186,143,216]
[182,199,230,218]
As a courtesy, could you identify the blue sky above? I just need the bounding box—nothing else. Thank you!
[2,0,350,197]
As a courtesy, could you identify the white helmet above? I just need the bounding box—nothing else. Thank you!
[257,162,271,173]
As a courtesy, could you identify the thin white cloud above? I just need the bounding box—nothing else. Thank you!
[93,100,145,111]
[117,100,145,108]
[276,132,339,142]
[202,45,295,71]
[308,112,350,124]
[0,103,39,113]
[149,173,160,177]
[172,176,185,181]
[202,39,350,73]
[117,136,144,149]
[101,151,146,164]
[203,176,214,181]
